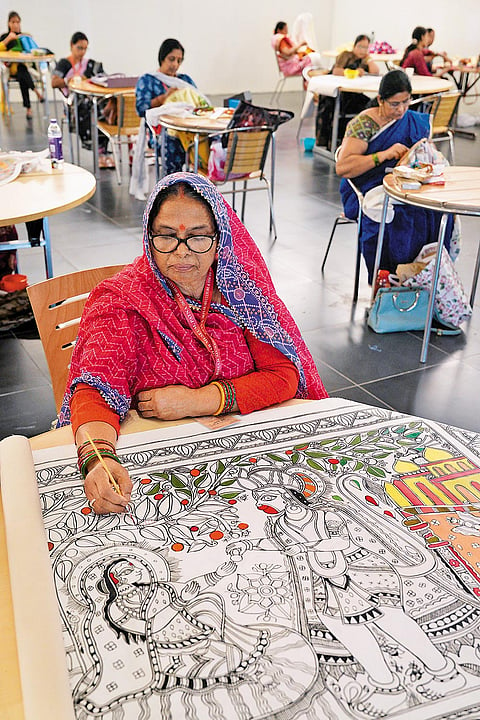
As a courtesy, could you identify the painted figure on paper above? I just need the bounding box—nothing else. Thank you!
[228,472,466,714]
[70,548,318,718]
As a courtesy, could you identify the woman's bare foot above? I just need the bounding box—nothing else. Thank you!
[26,108,33,119]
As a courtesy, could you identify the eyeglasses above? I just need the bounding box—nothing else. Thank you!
[149,233,217,254]
[384,98,411,109]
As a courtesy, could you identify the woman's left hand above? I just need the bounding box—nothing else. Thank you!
[136,384,221,420]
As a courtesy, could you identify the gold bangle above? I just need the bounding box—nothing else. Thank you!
[211,381,226,416]
[372,152,380,167]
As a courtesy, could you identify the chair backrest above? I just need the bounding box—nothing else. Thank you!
[26,265,125,412]
[116,93,141,133]
[334,145,364,214]
[223,127,272,179]
[97,93,140,137]
[429,92,461,133]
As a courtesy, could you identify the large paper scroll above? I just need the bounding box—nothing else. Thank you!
[2,399,480,719]
[0,435,75,719]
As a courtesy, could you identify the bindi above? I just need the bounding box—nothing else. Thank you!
[178,223,186,232]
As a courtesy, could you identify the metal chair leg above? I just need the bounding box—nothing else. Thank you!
[321,216,343,272]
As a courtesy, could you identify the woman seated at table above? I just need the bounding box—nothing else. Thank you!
[0,11,44,119]
[336,69,453,285]
[59,173,327,513]
[271,21,323,77]
[424,28,451,72]
[316,35,379,149]
[51,31,113,169]
[400,26,450,77]
[136,38,203,175]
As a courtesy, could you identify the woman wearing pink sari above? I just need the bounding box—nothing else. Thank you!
[271,21,323,77]
[59,173,327,514]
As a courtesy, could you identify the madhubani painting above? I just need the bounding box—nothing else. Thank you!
[31,400,480,719]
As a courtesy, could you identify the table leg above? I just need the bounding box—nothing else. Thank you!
[160,126,167,179]
[470,242,480,308]
[193,132,199,174]
[91,96,99,177]
[270,132,276,233]
[420,212,449,363]
[42,217,54,279]
[312,93,340,162]
[370,193,390,305]
[73,92,80,166]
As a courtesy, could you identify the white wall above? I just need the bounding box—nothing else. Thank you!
[331,2,479,60]
[2,0,333,95]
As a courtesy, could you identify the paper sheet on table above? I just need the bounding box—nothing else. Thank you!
[307,73,380,97]
[0,435,75,720]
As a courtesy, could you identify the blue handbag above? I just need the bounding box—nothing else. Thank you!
[368,287,429,333]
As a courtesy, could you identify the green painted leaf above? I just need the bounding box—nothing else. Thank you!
[367,466,386,478]
[215,460,226,474]
[332,494,344,501]
[170,475,186,489]
[306,458,324,470]
[220,491,240,499]
[267,453,287,462]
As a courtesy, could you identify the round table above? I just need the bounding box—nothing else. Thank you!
[0,162,96,277]
[149,106,234,175]
[0,51,56,119]
[373,166,480,362]
[306,74,454,160]
[67,78,136,174]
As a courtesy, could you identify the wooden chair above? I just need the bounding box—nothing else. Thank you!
[26,265,124,412]
[428,92,461,163]
[208,126,278,239]
[321,148,363,302]
[97,93,140,184]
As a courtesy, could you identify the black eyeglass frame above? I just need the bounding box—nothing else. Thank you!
[149,233,218,254]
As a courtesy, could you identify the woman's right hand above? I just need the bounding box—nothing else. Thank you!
[84,457,132,514]
[383,143,409,162]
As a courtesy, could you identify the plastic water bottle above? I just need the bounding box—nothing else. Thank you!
[48,118,64,170]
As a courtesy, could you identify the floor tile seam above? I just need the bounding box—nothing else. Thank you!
[315,359,358,388]
[357,363,444,388]
[0,383,52,399]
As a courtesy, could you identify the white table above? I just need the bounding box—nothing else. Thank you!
[0,163,96,277]
[374,166,480,362]
[307,74,454,160]
[67,78,136,175]
[0,50,56,120]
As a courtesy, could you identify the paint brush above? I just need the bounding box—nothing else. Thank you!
[85,431,136,522]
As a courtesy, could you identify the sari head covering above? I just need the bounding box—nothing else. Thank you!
[59,173,326,424]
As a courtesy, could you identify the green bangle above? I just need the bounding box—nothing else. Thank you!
[372,152,380,167]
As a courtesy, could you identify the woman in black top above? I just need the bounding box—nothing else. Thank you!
[0,11,44,118]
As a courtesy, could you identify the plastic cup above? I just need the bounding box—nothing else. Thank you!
[404,67,414,77]
[344,68,359,79]
[303,137,315,152]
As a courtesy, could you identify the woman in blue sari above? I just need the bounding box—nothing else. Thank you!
[336,70,452,284]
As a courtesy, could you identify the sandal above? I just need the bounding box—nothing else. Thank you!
[26,108,33,119]
[99,155,115,169]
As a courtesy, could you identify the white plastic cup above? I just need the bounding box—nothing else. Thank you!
[405,67,414,77]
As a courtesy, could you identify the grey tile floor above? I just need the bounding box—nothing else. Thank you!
[1,92,479,439]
